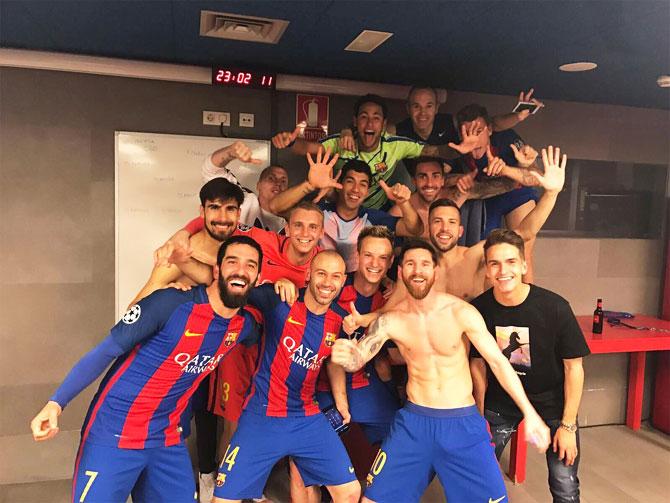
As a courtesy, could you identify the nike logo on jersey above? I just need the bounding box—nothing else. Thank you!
[437,130,446,137]
[287,316,304,326]
[348,466,355,473]
[266,259,282,266]
[184,329,204,337]
[489,496,506,503]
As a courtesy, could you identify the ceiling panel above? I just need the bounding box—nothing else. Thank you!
[1,0,668,109]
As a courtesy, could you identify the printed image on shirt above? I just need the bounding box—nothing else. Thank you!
[495,325,531,371]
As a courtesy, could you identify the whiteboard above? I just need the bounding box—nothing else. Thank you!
[115,131,271,319]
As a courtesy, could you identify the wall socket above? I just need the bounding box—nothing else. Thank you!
[203,111,230,126]
[239,113,255,128]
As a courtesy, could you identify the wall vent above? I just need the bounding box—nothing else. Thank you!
[199,11,289,44]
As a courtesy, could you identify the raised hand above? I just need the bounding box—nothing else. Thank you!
[306,148,342,191]
[338,128,357,153]
[510,143,539,168]
[379,180,411,205]
[530,145,567,193]
[484,147,507,176]
[228,140,263,164]
[448,122,483,155]
[272,124,302,149]
[517,88,545,121]
[30,401,62,442]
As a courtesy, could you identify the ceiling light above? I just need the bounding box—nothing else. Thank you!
[657,75,670,88]
[559,62,597,72]
[345,30,393,53]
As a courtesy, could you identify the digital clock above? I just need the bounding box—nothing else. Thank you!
[211,67,276,89]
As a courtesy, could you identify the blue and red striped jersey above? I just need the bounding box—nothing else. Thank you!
[317,273,387,392]
[70,286,259,449]
[243,284,347,417]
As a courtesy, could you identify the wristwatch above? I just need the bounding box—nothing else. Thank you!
[560,421,578,433]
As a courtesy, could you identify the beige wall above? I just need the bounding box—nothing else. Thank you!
[0,66,667,485]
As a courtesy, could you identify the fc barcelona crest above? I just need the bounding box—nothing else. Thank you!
[325,332,336,347]
[224,331,239,346]
[374,161,388,173]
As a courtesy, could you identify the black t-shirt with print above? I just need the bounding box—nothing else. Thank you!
[470,285,590,420]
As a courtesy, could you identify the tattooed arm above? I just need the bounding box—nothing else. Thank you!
[331,314,392,373]
[499,162,543,187]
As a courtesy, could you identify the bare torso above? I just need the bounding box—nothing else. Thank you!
[437,244,489,301]
[386,293,475,408]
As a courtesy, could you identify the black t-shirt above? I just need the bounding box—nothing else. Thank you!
[470,285,590,420]
[395,113,459,146]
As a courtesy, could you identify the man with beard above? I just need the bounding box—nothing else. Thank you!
[271,94,482,210]
[268,150,422,272]
[30,236,263,503]
[382,146,566,304]
[156,200,324,502]
[388,157,458,240]
[132,177,245,305]
[330,239,551,503]
[213,251,361,503]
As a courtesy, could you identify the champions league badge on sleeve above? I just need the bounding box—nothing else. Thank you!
[122,304,142,324]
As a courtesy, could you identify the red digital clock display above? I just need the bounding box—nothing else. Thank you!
[211,67,276,89]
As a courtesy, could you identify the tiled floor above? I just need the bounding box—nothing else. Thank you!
[2,423,668,502]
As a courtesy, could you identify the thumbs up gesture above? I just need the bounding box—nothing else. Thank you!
[379,180,411,205]
[272,124,303,149]
[343,302,365,337]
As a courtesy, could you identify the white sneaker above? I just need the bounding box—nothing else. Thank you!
[199,471,216,503]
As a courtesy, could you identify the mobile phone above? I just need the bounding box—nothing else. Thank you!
[322,405,350,435]
[512,101,542,115]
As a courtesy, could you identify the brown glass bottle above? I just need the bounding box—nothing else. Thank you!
[592,298,604,334]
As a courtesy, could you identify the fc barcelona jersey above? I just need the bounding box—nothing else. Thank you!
[243,285,347,417]
[77,286,259,449]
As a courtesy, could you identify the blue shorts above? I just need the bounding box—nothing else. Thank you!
[72,441,196,503]
[484,186,538,236]
[213,410,356,499]
[364,403,506,503]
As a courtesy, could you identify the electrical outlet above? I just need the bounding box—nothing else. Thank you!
[203,111,230,126]
[239,113,255,128]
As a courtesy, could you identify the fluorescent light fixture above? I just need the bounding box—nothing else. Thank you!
[345,30,393,53]
[559,62,597,72]
[657,75,670,88]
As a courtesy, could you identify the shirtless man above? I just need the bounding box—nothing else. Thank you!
[385,145,566,303]
[331,239,551,503]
